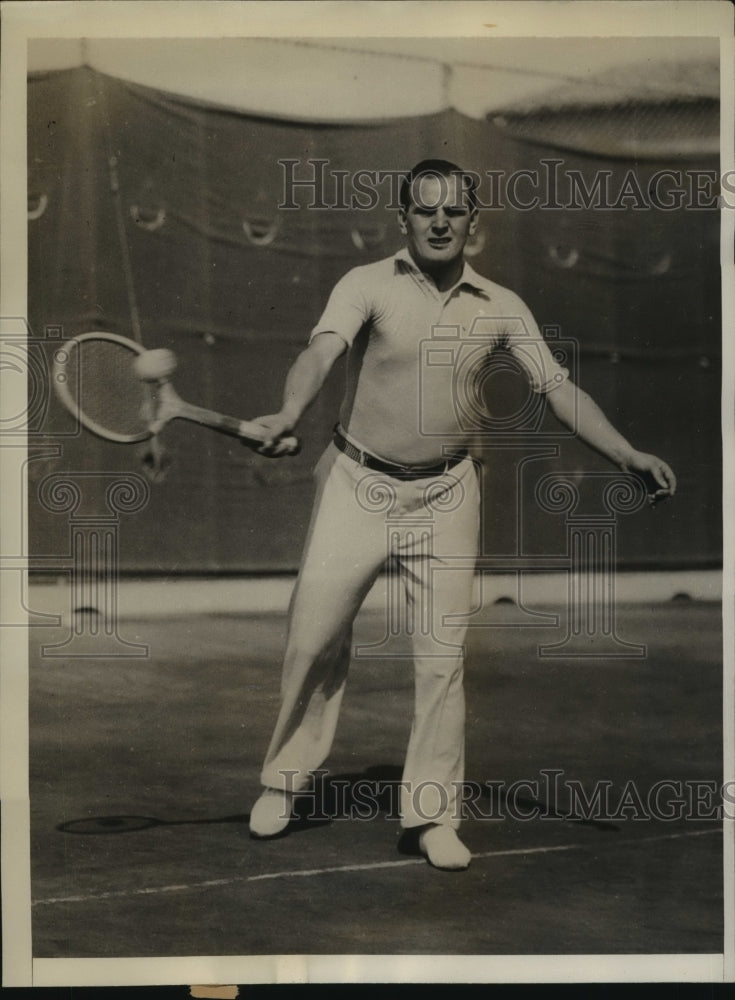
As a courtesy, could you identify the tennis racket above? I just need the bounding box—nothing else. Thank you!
[52,331,300,454]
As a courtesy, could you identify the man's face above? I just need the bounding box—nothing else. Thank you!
[399,173,478,273]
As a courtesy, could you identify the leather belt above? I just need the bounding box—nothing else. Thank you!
[333,427,467,481]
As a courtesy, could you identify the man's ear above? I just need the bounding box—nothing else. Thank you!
[468,209,479,235]
[398,207,408,235]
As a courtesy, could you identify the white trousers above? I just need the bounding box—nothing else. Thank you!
[260,442,480,828]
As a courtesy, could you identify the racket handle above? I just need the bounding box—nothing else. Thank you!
[228,419,302,455]
[152,391,299,454]
[174,399,301,454]
[274,435,301,456]
[270,435,300,455]
[241,432,301,456]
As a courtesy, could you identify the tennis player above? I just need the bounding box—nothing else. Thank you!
[248,159,676,870]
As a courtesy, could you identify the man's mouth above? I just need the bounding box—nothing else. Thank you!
[428,237,452,248]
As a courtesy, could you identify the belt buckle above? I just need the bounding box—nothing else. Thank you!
[392,459,416,478]
[401,462,426,479]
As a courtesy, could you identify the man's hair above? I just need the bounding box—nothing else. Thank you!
[399,159,478,213]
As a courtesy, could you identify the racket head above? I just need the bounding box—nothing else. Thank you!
[52,332,157,443]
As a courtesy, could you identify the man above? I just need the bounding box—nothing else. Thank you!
[248,159,676,870]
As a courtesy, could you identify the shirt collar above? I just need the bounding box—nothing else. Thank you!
[394,247,490,297]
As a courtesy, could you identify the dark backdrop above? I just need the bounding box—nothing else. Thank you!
[27,67,721,571]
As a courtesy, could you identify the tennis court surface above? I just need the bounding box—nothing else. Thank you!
[29,598,723,958]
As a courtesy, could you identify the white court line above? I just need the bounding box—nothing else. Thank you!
[32,826,721,907]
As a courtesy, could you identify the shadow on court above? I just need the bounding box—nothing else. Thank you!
[29,599,723,957]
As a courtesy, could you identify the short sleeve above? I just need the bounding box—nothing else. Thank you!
[309,267,371,348]
[501,290,569,394]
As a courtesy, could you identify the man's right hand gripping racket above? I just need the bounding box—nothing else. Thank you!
[52,332,300,455]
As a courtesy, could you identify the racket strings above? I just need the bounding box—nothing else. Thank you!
[67,339,155,439]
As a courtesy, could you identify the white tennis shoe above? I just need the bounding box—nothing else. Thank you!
[249,788,293,838]
[418,824,471,870]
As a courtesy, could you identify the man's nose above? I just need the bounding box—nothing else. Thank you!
[432,210,449,230]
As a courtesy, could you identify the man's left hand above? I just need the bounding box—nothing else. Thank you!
[623,451,677,507]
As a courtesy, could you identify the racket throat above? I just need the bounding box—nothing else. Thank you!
[149,382,182,434]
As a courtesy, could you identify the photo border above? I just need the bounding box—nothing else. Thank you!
[2,0,733,988]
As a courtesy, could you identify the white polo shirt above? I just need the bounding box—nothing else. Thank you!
[311,248,568,464]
